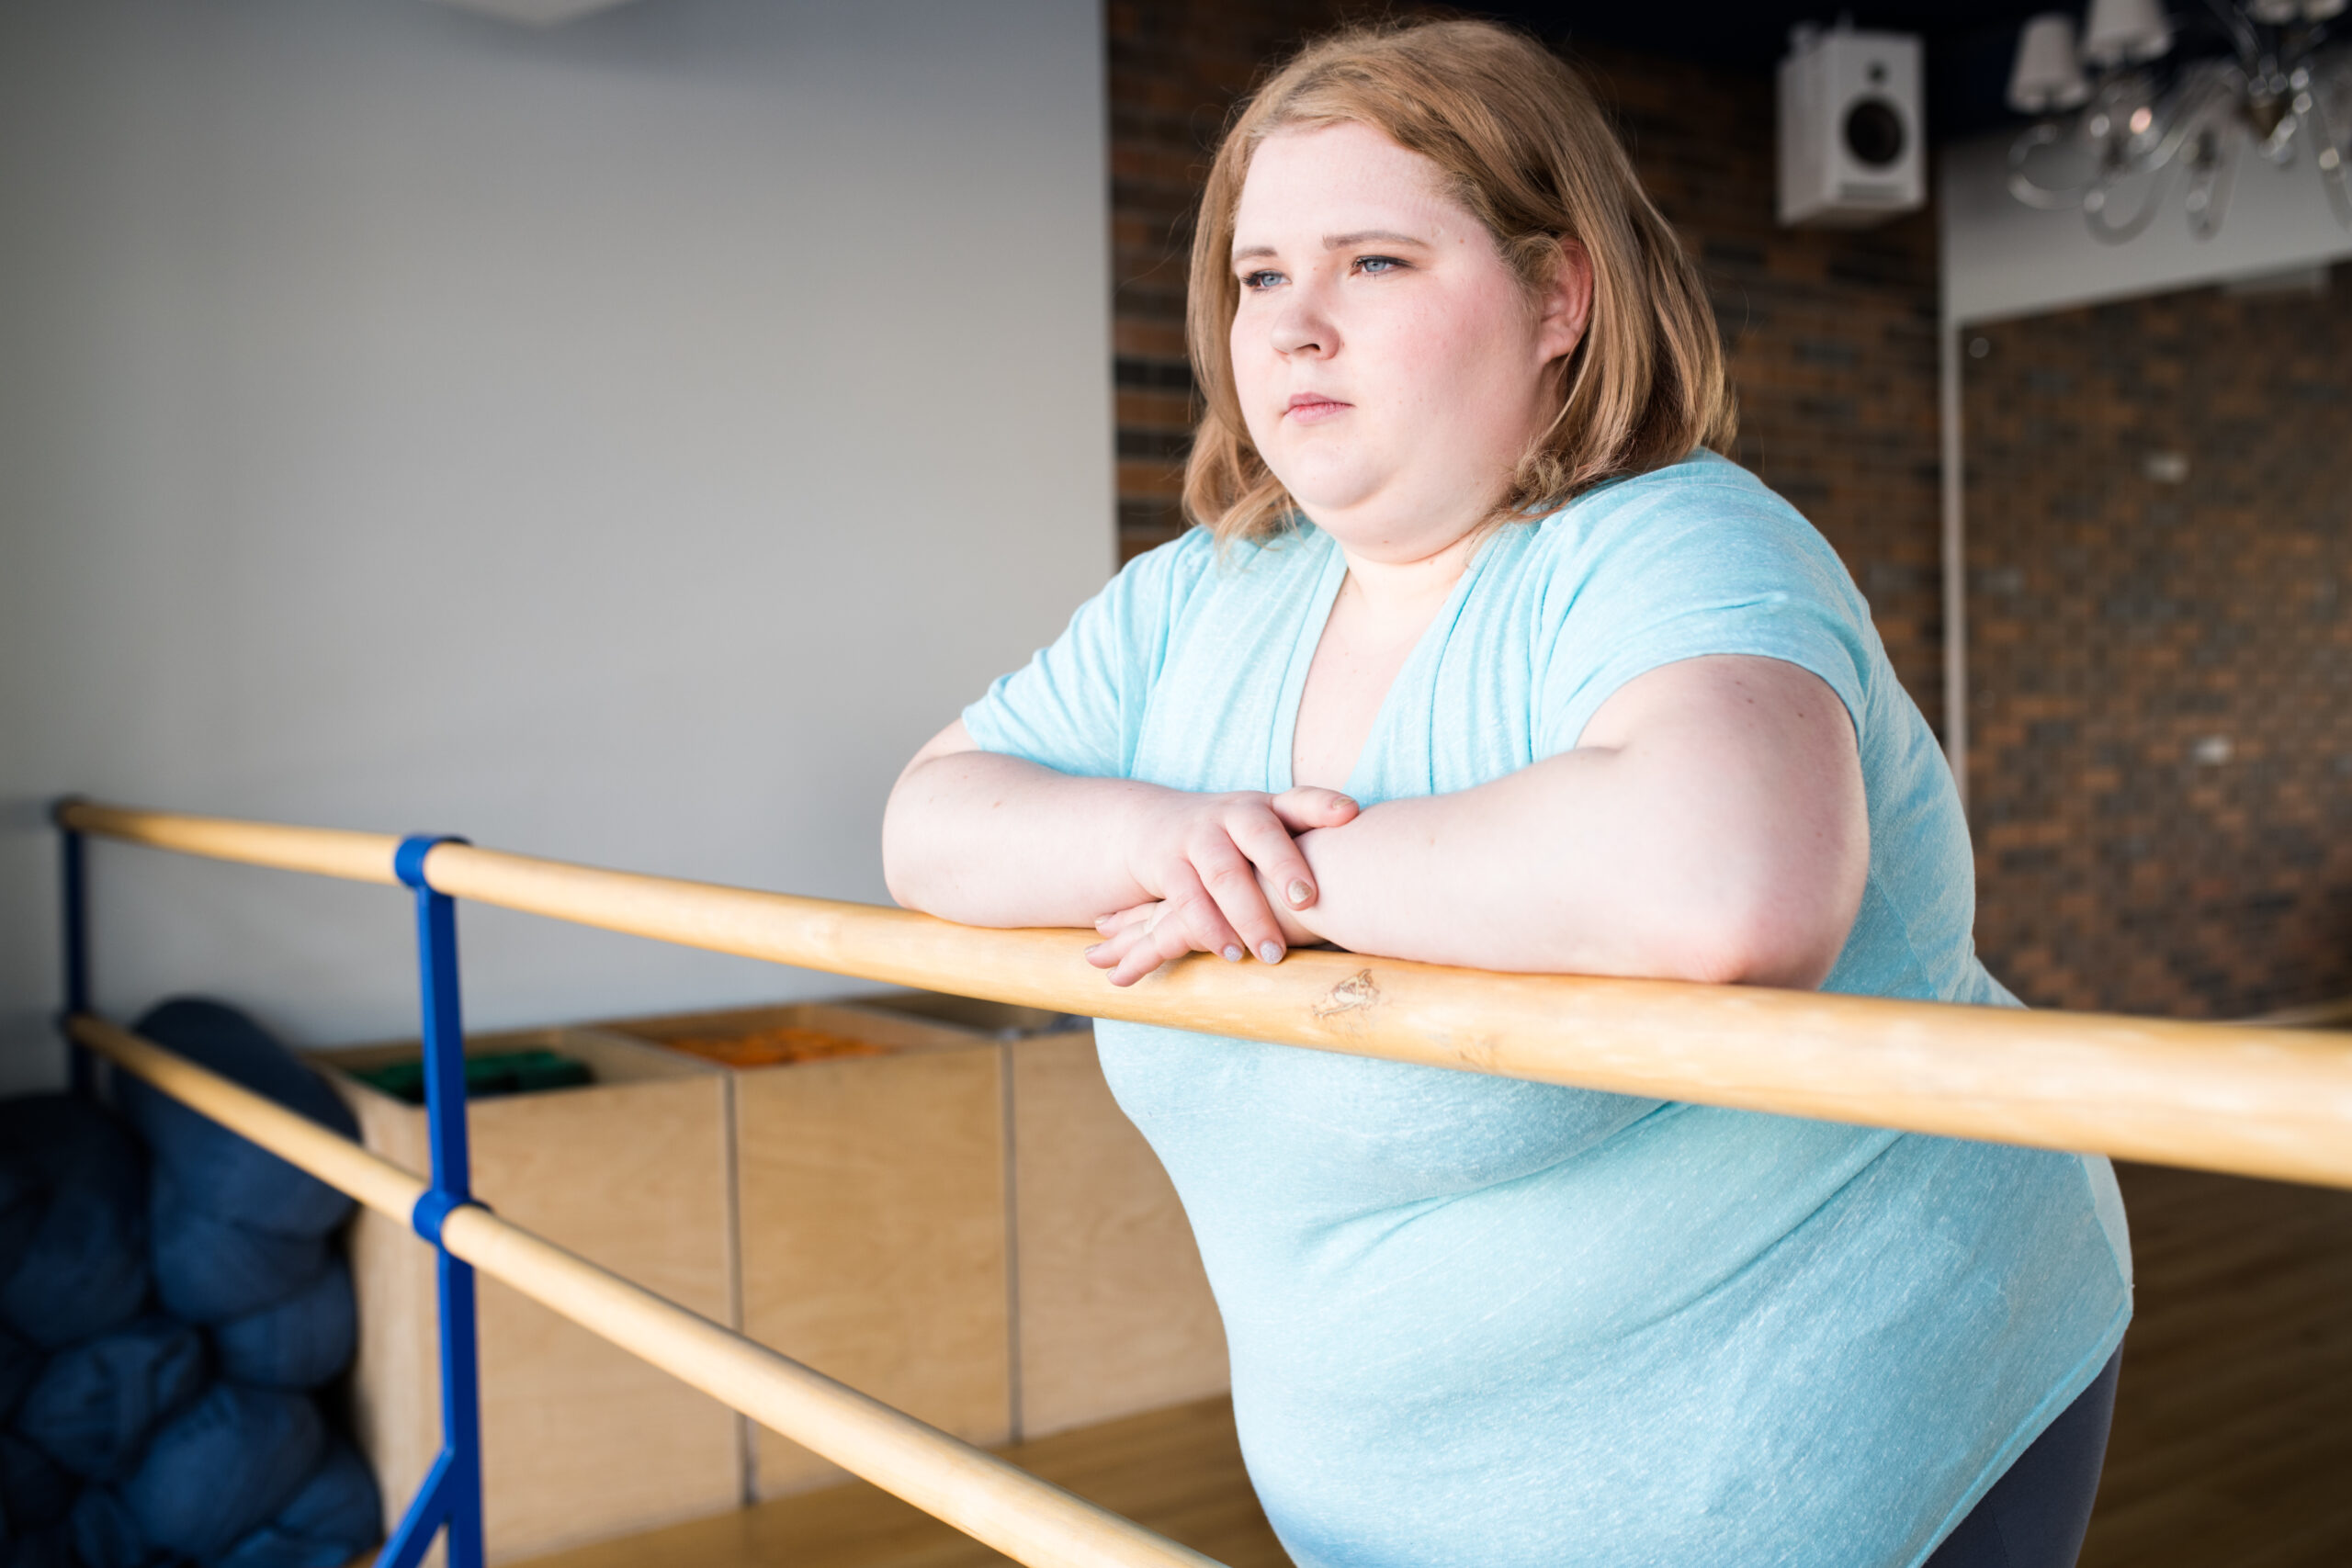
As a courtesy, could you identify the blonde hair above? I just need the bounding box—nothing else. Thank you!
[1182,19,1737,544]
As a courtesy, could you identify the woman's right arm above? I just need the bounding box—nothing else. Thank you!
[881,719,1355,960]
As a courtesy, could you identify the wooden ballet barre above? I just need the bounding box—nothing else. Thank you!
[58,799,2352,1190]
[59,801,407,886]
[66,1013,1224,1568]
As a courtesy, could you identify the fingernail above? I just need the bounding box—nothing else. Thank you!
[1287,879,1313,906]
[1083,943,1102,958]
[1222,945,1244,963]
[1258,941,1283,964]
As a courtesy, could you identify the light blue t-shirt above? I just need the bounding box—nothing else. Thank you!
[964,452,2131,1568]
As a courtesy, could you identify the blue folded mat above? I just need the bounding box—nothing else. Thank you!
[117,999,357,1240]
[120,1383,323,1562]
[64,1487,161,1568]
[0,1430,73,1532]
[211,1258,354,1393]
[213,1441,380,1568]
[17,1317,209,1483]
[0,1098,149,1351]
[150,1172,330,1326]
[6,999,380,1567]
[0,1328,36,1425]
[0,1153,36,1292]
[5,1523,76,1568]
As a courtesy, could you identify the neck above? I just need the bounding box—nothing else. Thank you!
[1330,524,1483,619]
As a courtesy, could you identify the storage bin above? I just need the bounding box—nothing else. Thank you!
[314,1027,739,1565]
[595,1000,1011,1498]
[853,992,1229,1440]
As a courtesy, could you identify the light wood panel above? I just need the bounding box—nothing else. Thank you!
[511,1396,1287,1568]
[820,992,1227,1438]
[739,1043,1011,1497]
[321,1027,742,1564]
[1010,1032,1227,1438]
[599,1003,1017,1501]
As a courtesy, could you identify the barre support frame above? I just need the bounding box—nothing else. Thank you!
[56,797,92,1097]
[378,834,488,1568]
[64,1013,1224,1568]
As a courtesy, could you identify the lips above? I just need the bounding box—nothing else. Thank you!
[1284,393,1351,423]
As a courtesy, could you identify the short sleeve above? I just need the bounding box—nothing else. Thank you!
[1534,470,1876,758]
[961,532,1203,780]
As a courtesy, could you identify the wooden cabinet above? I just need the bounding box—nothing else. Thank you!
[1005,1026,1227,1438]
[318,1028,739,1565]
[850,993,1228,1439]
[322,987,1231,1550]
[597,1001,1011,1498]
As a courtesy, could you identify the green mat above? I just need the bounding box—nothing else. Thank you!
[346,1048,593,1105]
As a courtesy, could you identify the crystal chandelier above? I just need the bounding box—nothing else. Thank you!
[2006,0,2352,240]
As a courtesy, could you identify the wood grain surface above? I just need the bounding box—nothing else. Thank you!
[322,1026,743,1563]
[1010,1032,1227,1438]
[511,1397,1287,1568]
[2080,1162,2352,1568]
[62,801,2352,1190]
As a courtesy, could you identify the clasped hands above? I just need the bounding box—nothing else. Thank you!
[1083,786,1361,987]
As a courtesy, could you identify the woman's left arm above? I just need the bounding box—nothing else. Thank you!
[1089,654,1869,988]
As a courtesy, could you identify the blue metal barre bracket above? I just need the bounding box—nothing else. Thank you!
[55,798,94,1098]
[380,835,488,1568]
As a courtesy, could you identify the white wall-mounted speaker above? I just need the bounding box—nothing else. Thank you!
[1778,22,1925,228]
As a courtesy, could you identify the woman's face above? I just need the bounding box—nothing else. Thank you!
[1227,120,1589,564]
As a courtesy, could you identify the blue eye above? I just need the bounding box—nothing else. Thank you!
[1239,269,1284,291]
[1355,255,1406,276]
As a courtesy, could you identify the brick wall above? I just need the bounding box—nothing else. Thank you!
[1964,272,2352,1018]
[1105,1,1948,728]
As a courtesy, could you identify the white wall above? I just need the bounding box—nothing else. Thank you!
[0,0,1114,1091]
[1942,127,2352,325]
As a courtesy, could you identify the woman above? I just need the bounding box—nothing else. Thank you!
[884,20,2128,1568]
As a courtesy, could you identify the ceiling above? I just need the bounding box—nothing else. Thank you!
[1477,2,2239,141]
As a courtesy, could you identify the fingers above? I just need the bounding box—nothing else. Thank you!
[1191,833,1293,964]
[1084,900,1217,987]
[1269,786,1360,833]
[1128,864,1244,962]
[1109,916,1195,986]
[1107,789,1352,984]
[1222,803,1322,919]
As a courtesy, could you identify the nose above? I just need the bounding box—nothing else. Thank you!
[1268,292,1334,359]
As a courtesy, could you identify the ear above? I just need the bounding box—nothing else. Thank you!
[1533,237,1594,367]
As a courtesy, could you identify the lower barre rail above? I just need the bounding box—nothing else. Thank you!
[67,1014,1224,1568]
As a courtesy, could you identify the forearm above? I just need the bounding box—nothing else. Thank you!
[883,750,1165,927]
[1283,745,1861,987]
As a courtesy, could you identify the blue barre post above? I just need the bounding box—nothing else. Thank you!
[379,835,488,1568]
[54,797,94,1098]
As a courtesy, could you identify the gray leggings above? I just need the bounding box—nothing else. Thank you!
[1924,1349,2122,1568]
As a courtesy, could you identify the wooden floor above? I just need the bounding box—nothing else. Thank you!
[2077,1162,2352,1568]
[517,1397,1289,1568]
[521,1162,2349,1568]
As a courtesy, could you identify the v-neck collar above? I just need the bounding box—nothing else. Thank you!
[1266,525,1495,800]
